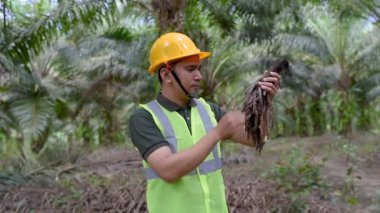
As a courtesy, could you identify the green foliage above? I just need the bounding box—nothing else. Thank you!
[0,0,149,171]
[0,170,27,194]
[234,0,298,43]
[196,0,236,36]
[0,131,22,170]
[37,131,71,165]
[1,0,380,172]
[2,0,127,66]
[10,96,53,141]
[341,142,358,195]
[268,148,328,192]
[0,2,378,211]
[264,148,329,212]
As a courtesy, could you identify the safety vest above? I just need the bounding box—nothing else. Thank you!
[140,98,228,213]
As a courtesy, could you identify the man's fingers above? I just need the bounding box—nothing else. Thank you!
[260,85,275,96]
[259,81,277,90]
[263,76,278,82]
[259,82,276,96]
[263,75,281,89]
[259,71,282,97]
[269,71,281,79]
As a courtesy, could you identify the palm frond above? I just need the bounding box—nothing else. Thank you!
[200,37,247,99]
[76,41,147,82]
[10,96,53,140]
[0,53,16,73]
[234,0,304,43]
[302,6,348,66]
[103,26,134,43]
[354,73,380,101]
[346,22,380,70]
[197,0,236,35]
[6,0,128,66]
[0,104,14,130]
[347,0,380,25]
[46,31,153,116]
[276,33,331,64]
[368,85,380,100]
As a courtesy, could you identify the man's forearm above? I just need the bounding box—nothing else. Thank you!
[230,116,255,147]
[147,128,221,183]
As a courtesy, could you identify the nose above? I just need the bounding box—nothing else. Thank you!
[194,69,202,81]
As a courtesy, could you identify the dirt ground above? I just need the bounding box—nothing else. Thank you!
[1,133,379,212]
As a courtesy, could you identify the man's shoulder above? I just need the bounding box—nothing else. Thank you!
[205,101,220,109]
[203,100,223,111]
[202,100,226,122]
[130,106,153,123]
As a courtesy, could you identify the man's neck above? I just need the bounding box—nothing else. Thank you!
[161,90,190,107]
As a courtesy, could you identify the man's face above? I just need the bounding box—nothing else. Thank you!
[172,55,203,97]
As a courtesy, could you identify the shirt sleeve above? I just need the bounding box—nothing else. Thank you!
[129,108,170,160]
[206,101,227,122]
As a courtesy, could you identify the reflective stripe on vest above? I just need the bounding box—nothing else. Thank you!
[144,99,222,180]
[146,100,177,152]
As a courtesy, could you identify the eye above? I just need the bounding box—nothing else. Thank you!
[184,65,202,74]
[186,66,198,72]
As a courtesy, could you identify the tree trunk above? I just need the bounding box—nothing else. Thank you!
[1,0,9,46]
[310,96,323,135]
[151,0,186,34]
[22,138,39,172]
[336,71,353,136]
[336,71,351,93]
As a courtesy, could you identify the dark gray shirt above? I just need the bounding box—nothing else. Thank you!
[129,93,226,160]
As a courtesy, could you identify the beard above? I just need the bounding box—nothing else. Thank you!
[188,88,202,98]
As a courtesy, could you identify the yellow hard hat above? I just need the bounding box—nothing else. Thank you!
[148,32,211,74]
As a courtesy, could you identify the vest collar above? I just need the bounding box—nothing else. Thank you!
[157,92,197,112]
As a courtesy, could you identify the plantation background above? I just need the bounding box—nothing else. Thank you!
[0,0,380,212]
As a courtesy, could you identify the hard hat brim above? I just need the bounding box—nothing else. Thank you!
[148,51,211,75]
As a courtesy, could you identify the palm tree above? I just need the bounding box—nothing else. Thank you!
[277,5,380,134]
[0,0,155,171]
[345,0,380,26]
[2,0,127,68]
[151,0,186,34]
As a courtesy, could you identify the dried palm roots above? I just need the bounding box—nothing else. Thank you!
[242,59,289,153]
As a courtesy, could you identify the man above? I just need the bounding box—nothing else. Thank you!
[129,32,281,213]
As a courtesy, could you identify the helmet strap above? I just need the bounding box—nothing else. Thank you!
[166,64,193,98]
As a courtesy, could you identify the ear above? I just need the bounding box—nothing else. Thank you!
[159,68,172,83]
